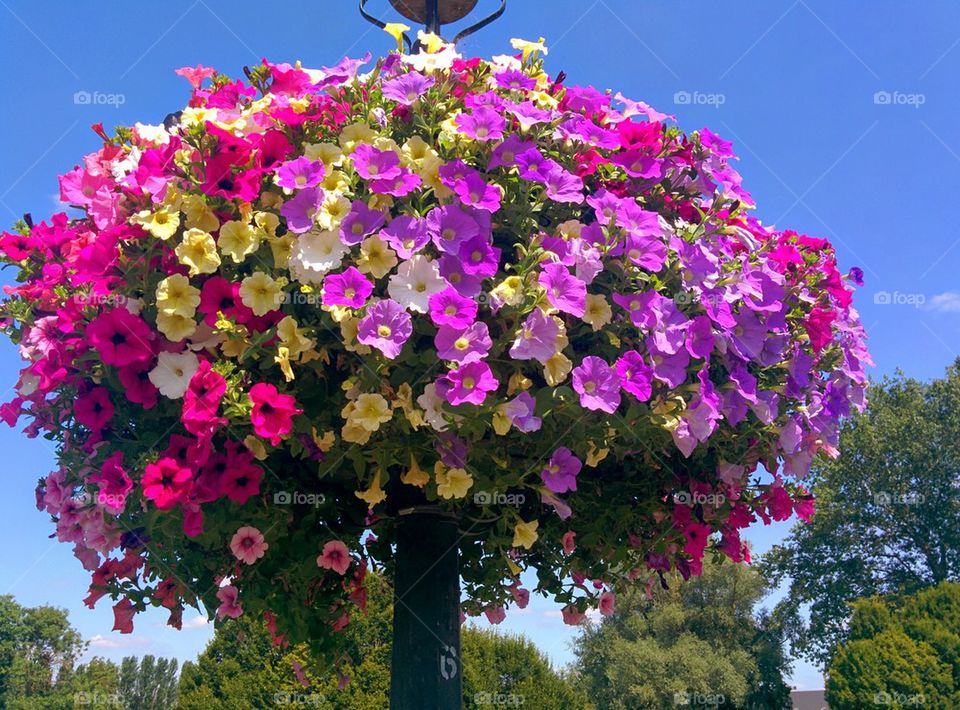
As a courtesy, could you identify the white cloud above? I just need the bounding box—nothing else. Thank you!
[182,614,210,629]
[88,634,153,650]
[927,291,960,314]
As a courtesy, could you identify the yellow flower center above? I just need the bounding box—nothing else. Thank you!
[583,381,596,393]
[344,288,356,299]
[378,325,392,337]
[462,377,475,389]
[295,175,307,186]
[442,228,456,241]
[445,305,457,316]
[475,126,489,139]
[454,337,469,350]
[367,164,379,175]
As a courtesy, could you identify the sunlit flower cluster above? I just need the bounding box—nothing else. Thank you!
[0,32,868,651]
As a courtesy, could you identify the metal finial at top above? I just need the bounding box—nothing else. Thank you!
[359,0,506,50]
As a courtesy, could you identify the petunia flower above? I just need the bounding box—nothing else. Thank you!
[87,308,153,367]
[317,540,351,575]
[541,447,582,493]
[275,156,325,190]
[539,262,586,317]
[615,351,654,401]
[369,169,422,197]
[357,299,413,359]
[541,164,584,204]
[112,598,136,634]
[571,356,621,413]
[230,525,269,564]
[455,106,506,142]
[142,458,192,510]
[436,360,499,406]
[149,350,200,399]
[509,309,560,364]
[502,391,542,433]
[451,172,502,212]
[352,144,401,181]
[427,204,480,253]
[381,71,435,105]
[249,382,302,445]
[339,201,386,246]
[280,186,323,233]
[380,215,429,259]
[428,286,478,329]
[289,229,347,284]
[387,255,447,313]
[457,236,500,278]
[434,322,492,363]
[322,267,373,309]
[216,585,243,620]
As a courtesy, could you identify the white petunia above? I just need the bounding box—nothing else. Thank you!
[387,255,447,313]
[416,383,449,432]
[149,350,200,399]
[289,229,347,285]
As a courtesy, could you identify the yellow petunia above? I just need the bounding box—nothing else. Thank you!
[311,428,336,452]
[583,294,613,331]
[239,272,283,316]
[507,373,532,396]
[304,142,344,167]
[356,235,398,279]
[181,194,220,233]
[156,311,197,342]
[544,352,572,386]
[131,206,181,240]
[175,228,220,276]
[243,435,268,460]
[355,470,387,509]
[394,382,424,428]
[218,220,260,263]
[512,520,539,549]
[418,31,446,53]
[382,22,409,51]
[435,464,474,500]
[318,193,352,231]
[511,37,549,61]
[155,274,200,318]
[492,406,511,436]
[347,393,393,432]
[400,453,429,488]
[276,316,315,358]
[339,123,377,154]
[490,276,525,307]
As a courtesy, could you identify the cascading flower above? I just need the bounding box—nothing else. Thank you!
[0,33,868,652]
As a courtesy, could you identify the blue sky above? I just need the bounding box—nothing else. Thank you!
[0,0,958,692]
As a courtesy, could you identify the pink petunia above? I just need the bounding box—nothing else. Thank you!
[572,356,622,413]
[112,598,136,634]
[539,262,586,317]
[436,361,499,406]
[357,299,413,359]
[428,287,478,329]
[323,267,374,309]
[87,308,154,367]
[230,525,269,565]
[141,458,192,510]
[317,540,351,575]
[249,383,302,446]
[216,585,244,619]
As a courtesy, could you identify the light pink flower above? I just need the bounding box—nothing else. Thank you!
[317,540,351,575]
[230,526,268,565]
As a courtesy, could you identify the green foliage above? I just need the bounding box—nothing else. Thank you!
[178,573,585,709]
[763,360,960,665]
[572,559,792,709]
[826,581,960,708]
[118,654,179,709]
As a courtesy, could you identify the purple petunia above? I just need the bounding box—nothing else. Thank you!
[352,144,401,181]
[356,299,412,359]
[381,71,435,106]
[455,106,506,142]
[279,186,322,233]
[503,391,541,433]
[685,315,715,359]
[339,201,386,246]
[509,309,559,364]
[488,135,536,171]
[380,215,429,259]
[438,254,484,298]
[275,156,326,190]
[458,236,500,278]
[615,350,654,401]
[435,322,492,363]
[494,69,537,92]
[506,100,555,130]
[541,447,582,494]
[571,356,621,413]
[452,172,502,213]
[538,262,586,317]
[436,360,499,406]
[428,287,478,329]
[369,169,422,197]
[541,165,584,204]
[427,204,480,253]
[649,344,690,388]
[322,267,373,309]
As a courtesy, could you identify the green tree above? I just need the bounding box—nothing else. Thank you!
[118,654,179,709]
[764,362,960,665]
[826,581,960,708]
[179,573,586,709]
[572,559,792,710]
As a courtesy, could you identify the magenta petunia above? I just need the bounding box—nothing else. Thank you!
[503,391,541,433]
[436,360,499,406]
[455,106,506,142]
[452,172,502,212]
[249,382,302,446]
[488,135,535,170]
[352,144,401,181]
[615,350,654,401]
[457,236,500,278]
[87,308,154,367]
[357,299,413,359]
[541,164,585,204]
[494,69,537,92]
[275,156,325,190]
[280,186,322,233]
[428,286,478,329]
[369,169,422,197]
[541,447,582,493]
[539,262,586,317]
[571,356,621,413]
[434,321,492,363]
[322,267,374,308]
